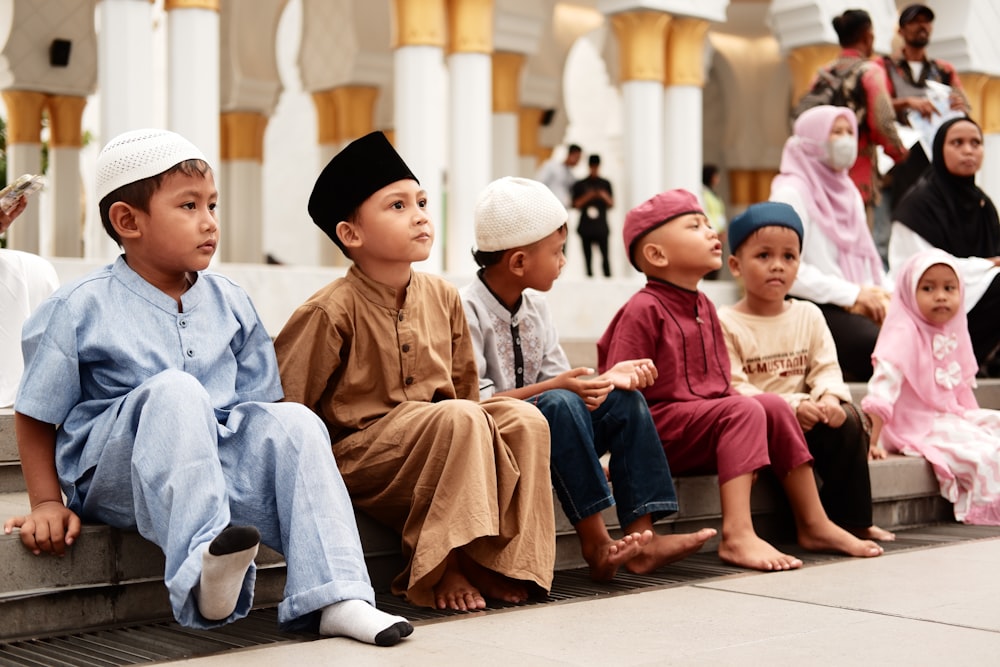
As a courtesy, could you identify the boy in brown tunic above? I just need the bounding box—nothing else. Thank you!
[274,132,555,611]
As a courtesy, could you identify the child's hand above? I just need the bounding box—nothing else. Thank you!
[868,442,888,460]
[818,399,847,428]
[795,400,825,432]
[558,368,614,411]
[4,501,81,556]
[601,359,658,390]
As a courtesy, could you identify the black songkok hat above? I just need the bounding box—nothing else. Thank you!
[307,131,418,242]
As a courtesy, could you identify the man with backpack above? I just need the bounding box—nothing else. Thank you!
[798,9,907,233]
[876,4,970,265]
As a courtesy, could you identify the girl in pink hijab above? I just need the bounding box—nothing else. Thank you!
[862,249,1000,525]
[771,105,890,382]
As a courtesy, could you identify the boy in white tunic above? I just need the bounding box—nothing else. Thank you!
[461,177,716,582]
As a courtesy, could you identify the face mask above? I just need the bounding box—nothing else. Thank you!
[824,135,857,171]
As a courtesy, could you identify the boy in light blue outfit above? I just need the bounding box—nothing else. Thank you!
[3,129,412,646]
[460,177,716,582]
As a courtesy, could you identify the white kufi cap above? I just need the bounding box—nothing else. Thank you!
[474,176,568,252]
[95,129,208,204]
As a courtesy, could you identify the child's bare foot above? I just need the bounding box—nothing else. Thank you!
[583,530,652,582]
[434,560,486,611]
[624,528,717,575]
[460,553,531,604]
[850,525,896,541]
[718,534,803,571]
[798,521,884,558]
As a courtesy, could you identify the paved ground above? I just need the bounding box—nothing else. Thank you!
[169,531,1000,666]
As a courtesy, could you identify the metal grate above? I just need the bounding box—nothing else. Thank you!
[3,524,999,666]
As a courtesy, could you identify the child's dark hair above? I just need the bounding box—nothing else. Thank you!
[99,159,211,246]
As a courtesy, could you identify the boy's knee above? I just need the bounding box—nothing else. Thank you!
[531,388,588,419]
[135,369,211,409]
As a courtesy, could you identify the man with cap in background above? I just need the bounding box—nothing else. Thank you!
[877,3,970,264]
[274,132,556,613]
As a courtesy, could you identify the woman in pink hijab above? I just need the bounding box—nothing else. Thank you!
[862,249,1000,525]
[771,105,890,381]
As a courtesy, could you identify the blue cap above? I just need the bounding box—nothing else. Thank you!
[728,202,804,254]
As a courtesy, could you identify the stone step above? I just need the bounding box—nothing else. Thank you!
[0,447,952,640]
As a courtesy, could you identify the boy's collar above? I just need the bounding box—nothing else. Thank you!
[647,275,701,295]
[477,269,523,314]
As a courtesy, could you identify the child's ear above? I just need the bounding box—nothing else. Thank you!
[640,241,669,268]
[507,250,528,276]
[336,220,363,250]
[109,202,141,240]
[728,253,742,278]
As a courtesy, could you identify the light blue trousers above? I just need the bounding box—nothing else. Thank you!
[70,370,374,629]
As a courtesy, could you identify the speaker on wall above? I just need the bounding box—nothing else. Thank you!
[50,39,71,67]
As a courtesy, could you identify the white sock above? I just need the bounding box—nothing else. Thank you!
[319,599,414,647]
[197,525,260,621]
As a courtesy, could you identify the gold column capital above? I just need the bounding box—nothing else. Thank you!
[447,0,493,55]
[392,0,446,48]
[787,44,841,111]
[980,77,1000,135]
[311,90,340,146]
[665,17,709,87]
[332,86,379,142]
[46,95,88,148]
[220,112,268,162]
[492,51,524,113]
[518,106,544,161]
[1,90,48,144]
[610,10,671,84]
[164,0,219,10]
[960,72,991,127]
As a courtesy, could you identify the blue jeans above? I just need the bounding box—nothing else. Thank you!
[71,370,374,629]
[527,388,678,529]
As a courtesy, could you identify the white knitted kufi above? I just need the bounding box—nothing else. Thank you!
[95,129,208,204]
[474,177,568,252]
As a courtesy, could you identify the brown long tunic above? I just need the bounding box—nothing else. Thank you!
[274,265,554,606]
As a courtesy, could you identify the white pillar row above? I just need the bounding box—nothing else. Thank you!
[447,51,492,276]
[395,45,447,274]
[493,113,518,178]
[165,0,220,173]
[1,90,45,254]
[94,0,154,261]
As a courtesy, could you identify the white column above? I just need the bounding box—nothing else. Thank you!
[447,52,491,276]
[5,145,43,253]
[493,114,518,178]
[663,85,703,194]
[94,0,155,260]
[220,162,262,263]
[48,147,82,257]
[395,46,447,273]
[622,80,664,209]
[166,4,220,172]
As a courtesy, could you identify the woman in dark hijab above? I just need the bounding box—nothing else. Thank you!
[890,116,1000,372]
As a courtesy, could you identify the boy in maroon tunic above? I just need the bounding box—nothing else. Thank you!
[598,189,883,571]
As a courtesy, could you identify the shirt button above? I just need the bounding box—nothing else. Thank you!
[516,366,523,374]
[402,344,410,352]
[398,313,404,322]
[405,376,414,385]
[179,320,187,328]
[186,349,195,357]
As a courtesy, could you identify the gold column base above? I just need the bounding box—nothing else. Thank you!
[221,112,268,162]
